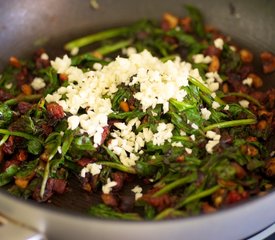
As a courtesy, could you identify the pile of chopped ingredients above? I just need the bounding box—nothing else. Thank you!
[0,6,275,220]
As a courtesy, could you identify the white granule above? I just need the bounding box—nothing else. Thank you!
[70,47,79,56]
[206,140,219,154]
[185,147,192,154]
[192,54,212,64]
[93,62,102,70]
[5,83,13,89]
[242,77,253,86]
[31,77,46,90]
[201,108,211,120]
[191,123,199,130]
[206,131,221,141]
[212,101,221,109]
[40,53,49,60]
[102,178,117,194]
[67,115,80,130]
[239,100,250,108]
[131,185,143,200]
[81,163,102,177]
[171,142,183,147]
[224,104,230,111]
[214,38,224,50]
[190,134,196,141]
[50,55,71,74]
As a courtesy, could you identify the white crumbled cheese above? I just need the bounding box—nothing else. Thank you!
[224,104,230,111]
[201,108,211,120]
[208,82,219,92]
[31,77,46,90]
[190,134,196,141]
[185,147,192,154]
[122,47,137,56]
[211,92,217,98]
[270,151,275,157]
[57,146,62,154]
[214,38,224,50]
[206,131,221,141]
[132,185,143,200]
[81,163,102,177]
[102,178,117,194]
[205,130,221,154]
[70,47,79,56]
[46,50,194,147]
[5,83,13,89]
[206,72,223,83]
[180,130,186,136]
[153,123,174,145]
[191,123,199,130]
[67,115,80,130]
[239,100,250,108]
[40,53,49,60]
[242,77,253,86]
[172,142,183,147]
[192,54,212,64]
[51,55,71,74]
[229,46,237,52]
[93,62,102,70]
[212,101,220,109]
[206,140,219,154]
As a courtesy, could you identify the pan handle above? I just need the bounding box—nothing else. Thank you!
[0,212,47,240]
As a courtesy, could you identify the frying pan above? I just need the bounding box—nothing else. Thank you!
[0,0,275,239]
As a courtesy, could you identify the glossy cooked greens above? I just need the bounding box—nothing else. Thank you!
[0,6,274,220]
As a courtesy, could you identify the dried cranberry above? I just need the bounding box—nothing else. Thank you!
[46,102,65,120]
[0,88,13,102]
[17,102,32,114]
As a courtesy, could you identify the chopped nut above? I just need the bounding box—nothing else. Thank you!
[240,49,253,63]
[163,13,179,29]
[248,73,263,88]
[208,55,220,72]
[260,51,275,74]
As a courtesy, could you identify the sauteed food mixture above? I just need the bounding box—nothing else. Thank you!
[0,6,275,220]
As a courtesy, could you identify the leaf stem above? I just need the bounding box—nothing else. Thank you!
[176,185,220,209]
[0,129,43,143]
[94,39,132,56]
[204,118,257,131]
[224,92,262,107]
[96,161,136,174]
[188,76,224,105]
[64,27,130,51]
[153,173,196,197]
[5,94,42,106]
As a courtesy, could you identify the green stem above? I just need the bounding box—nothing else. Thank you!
[153,173,196,197]
[64,27,130,51]
[223,92,262,107]
[176,185,220,209]
[40,161,50,198]
[5,94,42,106]
[0,134,9,146]
[204,118,257,131]
[96,161,136,174]
[154,208,183,220]
[95,40,132,56]
[188,76,224,105]
[0,129,43,143]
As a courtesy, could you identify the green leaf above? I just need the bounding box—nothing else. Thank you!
[0,103,13,128]
[72,135,96,152]
[0,165,19,186]
[27,138,43,155]
[88,204,141,220]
